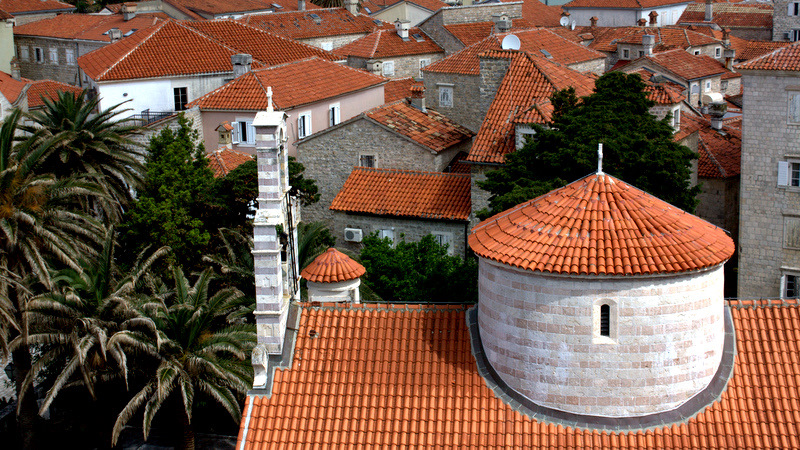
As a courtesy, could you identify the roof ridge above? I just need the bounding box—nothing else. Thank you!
[699,139,726,178]
[736,39,800,70]
[355,166,470,178]
[188,70,255,108]
[94,19,169,81]
[228,18,341,61]
[179,20,270,66]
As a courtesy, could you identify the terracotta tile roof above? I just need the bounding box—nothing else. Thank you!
[383,76,422,103]
[167,0,319,16]
[0,0,73,14]
[736,41,800,72]
[566,0,691,8]
[365,100,473,153]
[361,0,447,14]
[13,13,160,42]
[238,298,800,448]
[330,168,471,220]
[240,8,383,40]
[189,57,385,110]
[78,19,339,82]
[680,112,740,179]
[630,70,687,104]
[469,172,734,275]
[737,40,791,62]
[588,27,720,53]
[520,0,564,27]
[0,72,29,104]
[0,8,11,20]
[207,147,254,177]
[467,51,596,164]
[631,49,728,80]
[300,248,365,283]
[443,19,532,47]
[447,151,471,174]
[26,79,82,109]
[424,28,605,75]
[679,2,772,29]
[335,27,443,59]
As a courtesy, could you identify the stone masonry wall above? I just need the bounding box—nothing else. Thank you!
[332,211,468,258]
[477,259,726,417]
[470,163,494,226]
[567,58,605,76]
[16,37,104,85]
[479,56,511,127]
[697,176,740,243]
[423,72,481,132]
[297,117,467,225]
[739,70,800,298]
[299,33,368,50]
[419,3,523,55]
[773,0,800,42]
[349,53,444,79]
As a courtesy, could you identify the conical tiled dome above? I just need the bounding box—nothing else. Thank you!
[301,248,366,283]
[469,173,735,276]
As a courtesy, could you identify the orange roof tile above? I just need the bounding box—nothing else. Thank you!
[737,40,791,62]
[736,41,800,72]
[630,70,687,104]
[366,100,473,152]
[167,0,319,16]
[567,0,692,8]
[361,0,447,14]
[207,147,254,177]
[0,0,73,14]
[467,51,596,164]
[469,172,734,275]
[681,112,740,179]
[588,27,720,53]
[424,28,605,75]
[443,19,532,47]
[238,298,800,448]
[679,2,772,29]
[190,57,385,110]
[301,248,366,283]
[520,0,564,27]
[330,168,471,221]
[13,13,159,42]
[383,76,422,103]
[0,72,29,104]
[629,49,728,80]
[78,19,339,82]
[26,79,82,109]
[0,8,11,20]
[241,8,384,40]
[335,27,443,59]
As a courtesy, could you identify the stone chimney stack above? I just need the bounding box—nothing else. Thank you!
[298,0,305,11]
[590,16,598,27]
[705,0,713,22]
[724,48,735,69]
[122,3,136,20]
[108,28,122,43]
[410,85,426,112]
[637,18,647,27]
[722,28,730,46]
[231,53,252,79]
[648,11,658,26]
[492,13,512,33]
[642,34,655,56]
[344,0,358,15]
[251,87,298,389]
[10,57,20,81]
[395,19,410,40]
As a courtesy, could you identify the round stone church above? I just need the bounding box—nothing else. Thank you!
[468,172,735,418]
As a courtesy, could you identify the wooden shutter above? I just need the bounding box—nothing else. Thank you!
[779,161,789,186]
[231,121,240,144]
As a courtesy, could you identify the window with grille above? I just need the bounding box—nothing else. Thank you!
[786,274,799,298]
[173,87,188,111]
[600,304,610,337]
[359,154,375,168]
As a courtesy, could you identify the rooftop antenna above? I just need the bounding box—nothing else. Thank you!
[597,142,603,174]
[267,86,274,113]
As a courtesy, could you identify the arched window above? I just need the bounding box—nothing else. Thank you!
[600,304,610,337]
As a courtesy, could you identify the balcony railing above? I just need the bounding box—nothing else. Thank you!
[129,109,175,126]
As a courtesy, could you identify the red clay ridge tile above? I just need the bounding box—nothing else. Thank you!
[207,147,254,178]
[736,40,800,72]
[301,248,365,283]
[335,27,443,59]
[567,0,689,7]
[469,172,735,276]
[444,19,532,47]
[0,0,73,14]
[366,100,473,153]
[26,79,82,109]
[330,167,471,221]
[630,49,728,80]
[241,8,383,40]
[679,2,773,29]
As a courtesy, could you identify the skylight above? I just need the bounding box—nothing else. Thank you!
[540,49,552,58]
[271,3,283,9]
[123,29,137,37]
[412,33,424,42]
[308,13,321,24]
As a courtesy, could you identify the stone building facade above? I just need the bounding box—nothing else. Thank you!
[774,0,800,42]
[419,2,524,55]
[15,36,103,85]
[351,52,444,79]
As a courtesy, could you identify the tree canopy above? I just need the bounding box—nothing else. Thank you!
[478,72,699,219]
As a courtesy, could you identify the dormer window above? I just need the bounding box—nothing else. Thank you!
[622,48,629,59]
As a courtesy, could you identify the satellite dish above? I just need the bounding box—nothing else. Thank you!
[559,16,569,27]
[501,34,521,51]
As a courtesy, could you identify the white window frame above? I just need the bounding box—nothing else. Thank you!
[790,2,800,16]
[778,160,800,187]
[792,29,800,42]
[671,106,680,130]
[19,46,29,61]
[431,231,454,255]
[715,47,721,58]
[329,103,340,127]
[693,50,701,56]
[297,111,312,139]
[705,79,712,91]
[320,41,333,51]
[359,153,376,168]
[782,272,800,298]
[438,85,453,108]
[622,48,629,59]
[34,47,43,63]
[691,82,699,94]
[419,58,431,78]
[378,228,395,244]
[65,48,75,65]
[789,91,800,124]
[173,86,188,112]
[382,60,395,76]
[232,118,255,146]
[49,47,58,64]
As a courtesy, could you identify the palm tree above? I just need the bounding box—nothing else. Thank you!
[24,90,146,223]
[0,109,104,448]
[112,267,255,450]
[21,227,169,417]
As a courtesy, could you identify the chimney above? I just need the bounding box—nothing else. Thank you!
[492,13,512,34]
[122,3,136,21]
[722,28,730,46]
[705,0,713,22]
[298,0,305,11]
[590,16,598,27]
[10,57,19,80]
[642,34,655,56]
[251,87,298,388]
[637,18,647,27]
[648,11,658,26]
[108,28,122,43]
[343,0,358,15]
[410,85,426,112]
[724,48,735,70]
[395,20,410,40]
[231,53,252,78]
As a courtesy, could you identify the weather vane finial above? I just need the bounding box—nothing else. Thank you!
[597,143,604,174]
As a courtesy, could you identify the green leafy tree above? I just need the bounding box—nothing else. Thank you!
[213,160,258,234]
[288,157,320,206]
[479,72,699,218]
[111,267,255,450]
[359,234,477,303]
[297,221,336,270]
[25,90,145,223]
[119,115,216,270]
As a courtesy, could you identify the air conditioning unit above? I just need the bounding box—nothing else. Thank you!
[344,228,363,242]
